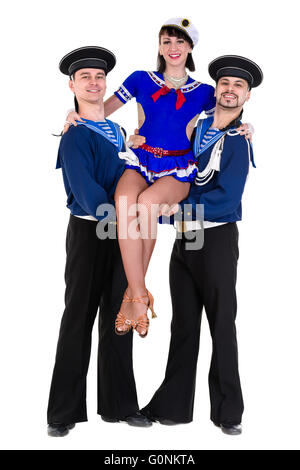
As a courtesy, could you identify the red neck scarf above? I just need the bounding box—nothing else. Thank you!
[152,85,186,110]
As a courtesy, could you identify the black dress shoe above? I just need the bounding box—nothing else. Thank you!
[156,418,180,426]
[123,411,153,427]
[101,416,119,423]
[101,411,152,427]
[220,423,242,435]
[214,422,242,436]
[47,423,75,437]
[141,409,180,426]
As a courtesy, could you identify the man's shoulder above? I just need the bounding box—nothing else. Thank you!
[225,130,249,150]
[60,124,91,144]
[60,123,115,146]
[223,130,252,164]
[59,125,95,158]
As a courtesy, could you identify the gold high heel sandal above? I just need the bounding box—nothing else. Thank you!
[115,290,157,338]
[115,289,133,336]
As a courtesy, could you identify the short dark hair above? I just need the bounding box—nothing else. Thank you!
[157,26,195,73]
[69,75,79,112]
[74,95,79,112]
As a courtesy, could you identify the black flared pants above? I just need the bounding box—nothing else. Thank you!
[47,215,138,424]
[143,223,244,426]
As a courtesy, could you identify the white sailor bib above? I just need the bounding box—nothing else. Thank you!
[193,118,255,186]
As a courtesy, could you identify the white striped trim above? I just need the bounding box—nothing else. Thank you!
[147,71,201,93]
[116,84,133,102]
[180,80,202,93]
[137,164,197,183]
[121,159,197,184]
[147,71,165,88]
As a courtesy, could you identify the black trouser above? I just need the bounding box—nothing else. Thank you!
[142,223,244,426]
[47,215,138,424]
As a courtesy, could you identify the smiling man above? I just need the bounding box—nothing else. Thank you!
[142,55,263,435]
[47,47,152,437]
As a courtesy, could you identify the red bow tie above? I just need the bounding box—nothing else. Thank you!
[152,85,186,110]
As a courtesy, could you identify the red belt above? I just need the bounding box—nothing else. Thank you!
[140,143,191,158]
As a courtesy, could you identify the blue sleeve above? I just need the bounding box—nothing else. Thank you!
[180,136,251,220]
[60,127,109,219]
[114,70,143,104]
[203,84,216,116]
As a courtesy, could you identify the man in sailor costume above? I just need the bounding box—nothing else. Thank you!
[142,55,263,435]
[47,47,152,437]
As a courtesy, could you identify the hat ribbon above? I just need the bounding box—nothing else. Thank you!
[151,85,186,110]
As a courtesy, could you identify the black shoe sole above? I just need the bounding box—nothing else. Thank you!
[47,423,75,437]
[101,415,152,427]
[125,419,153,428]
[213,422,242,435]
[157,419,180,426]
[101,416,120,423]
[47,428,69,437]
[220,425,242,436]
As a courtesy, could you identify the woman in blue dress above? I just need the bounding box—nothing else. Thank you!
[111,19,217,338]
[64,18,251,338]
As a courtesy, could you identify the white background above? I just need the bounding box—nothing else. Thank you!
[0,0,299,451]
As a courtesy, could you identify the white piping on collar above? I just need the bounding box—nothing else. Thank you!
[147,71,201,92]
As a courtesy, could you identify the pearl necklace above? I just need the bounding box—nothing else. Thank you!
[164,72,188,88]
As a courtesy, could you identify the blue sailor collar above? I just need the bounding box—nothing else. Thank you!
[75,118,124,152]
[193,117,228,158]
[193,116,255,167]
[56,118,124,169]
[194,117,256,187]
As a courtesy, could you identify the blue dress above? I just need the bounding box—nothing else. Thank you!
[114,70,216,184]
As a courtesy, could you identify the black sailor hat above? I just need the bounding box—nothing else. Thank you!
[59,46,116,76]
[208,55,263,88]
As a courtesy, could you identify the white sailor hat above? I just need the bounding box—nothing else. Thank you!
[209,55,263,88]
[161,18,199,46]
[59,46,116,76]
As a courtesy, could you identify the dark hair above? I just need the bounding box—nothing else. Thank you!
[157,26,195,73]
[74,95,79,112]
[68,74,80,112]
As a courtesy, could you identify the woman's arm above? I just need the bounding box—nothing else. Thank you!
[104,95,125,117]
[62,110,84,134]
[62,95,125,134]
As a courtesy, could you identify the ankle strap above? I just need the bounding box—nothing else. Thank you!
[123,296,148,306]
[123,289,149,302]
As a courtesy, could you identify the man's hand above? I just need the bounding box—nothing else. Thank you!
[236,123,254,143]
[63,110,85,134]
[158,203,180,217]
[128,128,146,149]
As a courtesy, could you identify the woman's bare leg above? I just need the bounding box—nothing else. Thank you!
[114,170,149,332]
[138,176,190,276]
[115,172,190,335]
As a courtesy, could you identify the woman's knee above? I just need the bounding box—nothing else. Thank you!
[137,190,161,213]
[115,187,139,206]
